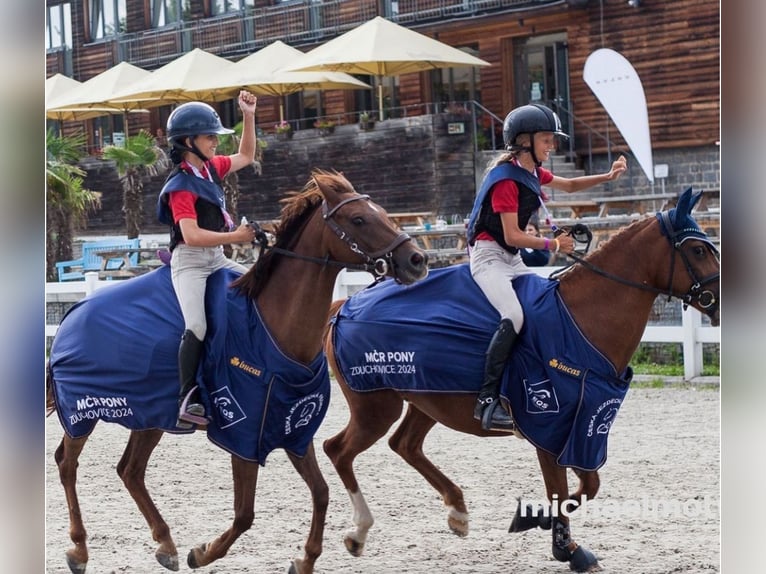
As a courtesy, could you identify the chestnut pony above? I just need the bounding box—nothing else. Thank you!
[46,170,428,573]
[323,188,719,572]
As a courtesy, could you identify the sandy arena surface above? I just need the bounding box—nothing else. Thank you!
[46,386,720,573]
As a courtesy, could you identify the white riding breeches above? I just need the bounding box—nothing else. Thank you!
[469,240,534,334]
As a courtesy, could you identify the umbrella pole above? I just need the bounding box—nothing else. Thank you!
[378,79,384,121]
[280,99,285,123]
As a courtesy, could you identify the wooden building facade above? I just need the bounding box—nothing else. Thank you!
[46,0,719,226]
[47,0,719,152]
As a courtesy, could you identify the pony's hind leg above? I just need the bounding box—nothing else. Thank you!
[55,434,90,573]
[323,388,404,557]
[186,455,259,569]
[116,429,179,571]
[285,443,329,574]
[388,404,470,537]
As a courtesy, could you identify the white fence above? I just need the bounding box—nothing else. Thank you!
[46,268,720,381]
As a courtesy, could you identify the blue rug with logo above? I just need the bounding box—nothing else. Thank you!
[330,264,632,471]
[49,266,330,465]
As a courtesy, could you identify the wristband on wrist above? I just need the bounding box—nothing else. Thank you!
[554,238,560,253]
[544,238,550,251]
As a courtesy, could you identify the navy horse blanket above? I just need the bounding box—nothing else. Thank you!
[49,266,330,465]
[330,264,632,471]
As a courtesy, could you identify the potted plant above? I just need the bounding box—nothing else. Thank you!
[314,119,336,136]
[358,111,375,131]
[274,120,292,140]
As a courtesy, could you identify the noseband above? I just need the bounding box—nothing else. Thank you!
[252,194,412,277]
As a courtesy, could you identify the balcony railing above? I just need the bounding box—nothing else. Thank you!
[116,0,562,68]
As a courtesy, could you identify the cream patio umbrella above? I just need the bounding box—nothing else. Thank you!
[46,63,155,131]
[182,40,371,122]
[284,16,490,120]
[46,74,120,122]
[108,48,235,105]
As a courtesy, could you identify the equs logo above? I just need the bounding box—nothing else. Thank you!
[210,386,247,429]
[523,378,560,414]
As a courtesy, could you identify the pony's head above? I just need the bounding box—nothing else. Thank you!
[655,187,720,325]
[234,170,428,299]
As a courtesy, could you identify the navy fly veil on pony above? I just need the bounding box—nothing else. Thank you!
[49,266,330,464]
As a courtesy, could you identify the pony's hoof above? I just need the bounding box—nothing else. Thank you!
[447,516,468,538]
[447,511,469,537]
[65,552,87,574]
[343,535,365,557]
[569,546,600,572]
[187,543,207,569]
[155,550,179,571]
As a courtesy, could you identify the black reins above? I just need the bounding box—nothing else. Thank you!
[248,194,412,277]
[551,216,719,315]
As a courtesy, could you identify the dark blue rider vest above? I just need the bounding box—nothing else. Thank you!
[157,163,228,250]
[466,162,544,254]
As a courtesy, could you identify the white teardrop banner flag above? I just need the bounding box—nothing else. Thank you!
[583,48,654,183]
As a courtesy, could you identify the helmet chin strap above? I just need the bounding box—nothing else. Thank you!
[509,133,542,167]
[529,133,541,167]
[173,137,208,164]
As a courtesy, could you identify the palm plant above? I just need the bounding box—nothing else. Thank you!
[101,130,170,239]
[46,129,101,281]
[216,121,266,220]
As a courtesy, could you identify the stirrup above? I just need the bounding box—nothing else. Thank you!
[480,401,515,433]
[177,386,207,426]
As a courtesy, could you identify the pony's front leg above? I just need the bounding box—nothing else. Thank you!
[117,430,179,571]
[286,443,329,574]
[536,450,600,573]
[55,435,90,574]
[186,455,258,569]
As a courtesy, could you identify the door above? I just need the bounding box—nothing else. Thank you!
[513,33,573,153]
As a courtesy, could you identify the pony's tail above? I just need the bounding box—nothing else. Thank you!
[45,362,57,417]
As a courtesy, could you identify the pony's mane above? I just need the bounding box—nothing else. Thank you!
[232,170,354,299]
[553,215,655,280]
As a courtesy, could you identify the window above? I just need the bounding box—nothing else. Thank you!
[46,3,72,51]
[211,0,254,15]
[432,45,481,105]
[151,0,191,28]
[89,0,127,40]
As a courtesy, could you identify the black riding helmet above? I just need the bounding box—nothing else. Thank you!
[502,104,568,166]
[166,102,234,164]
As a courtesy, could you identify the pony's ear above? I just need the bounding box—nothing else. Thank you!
[313,170,353,199]
[674,187,702,221]
[663,187,709,241]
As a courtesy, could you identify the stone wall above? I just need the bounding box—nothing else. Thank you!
[75,116,720,237]
[78,114,479,235]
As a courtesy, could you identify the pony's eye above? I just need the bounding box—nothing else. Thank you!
[352,216,365,225]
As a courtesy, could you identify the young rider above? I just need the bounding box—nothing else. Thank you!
[157,92,258,428]
[466,103,627,431]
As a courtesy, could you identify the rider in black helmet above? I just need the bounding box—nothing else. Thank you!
[157,92,259,429]
[466,103,627,431]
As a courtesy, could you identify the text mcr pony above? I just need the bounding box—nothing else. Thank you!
[46,170,428,574]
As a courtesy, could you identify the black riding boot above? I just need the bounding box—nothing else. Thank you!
[177,329,206,428]
[474,318,518,431]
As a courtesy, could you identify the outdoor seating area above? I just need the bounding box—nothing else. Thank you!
[56,238,141,281]
[55,238,171,281]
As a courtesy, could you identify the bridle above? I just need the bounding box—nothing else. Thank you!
[553,216,719,319]
[250,193,412,278]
